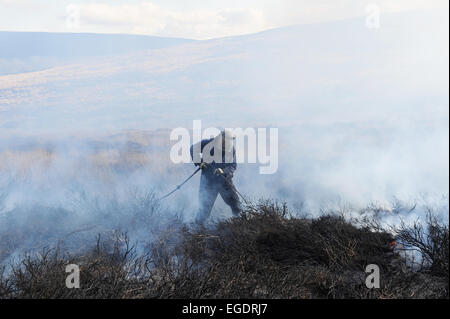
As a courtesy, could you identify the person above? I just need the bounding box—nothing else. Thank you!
[190,129,241,223]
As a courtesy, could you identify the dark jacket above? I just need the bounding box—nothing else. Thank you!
[190,138,237,178]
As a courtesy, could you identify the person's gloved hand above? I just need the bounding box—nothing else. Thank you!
[199,162,208,170]
[214,168,225,176]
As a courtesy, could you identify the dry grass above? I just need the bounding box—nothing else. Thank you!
[0,201,447,299]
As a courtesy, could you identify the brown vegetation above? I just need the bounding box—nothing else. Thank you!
[0,202,448,299]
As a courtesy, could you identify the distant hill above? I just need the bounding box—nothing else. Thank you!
[0,32,193,75]
[0,10,447,133]
[0,32,193,59]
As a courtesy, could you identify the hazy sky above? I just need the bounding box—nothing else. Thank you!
[0,0,448,39]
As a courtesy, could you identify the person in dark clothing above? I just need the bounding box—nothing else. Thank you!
[190,130,241,223]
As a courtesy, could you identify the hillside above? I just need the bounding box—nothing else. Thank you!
[0,31,193,75]
[0,11,448,133]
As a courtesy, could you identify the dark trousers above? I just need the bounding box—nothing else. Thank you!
[196,172,241,223]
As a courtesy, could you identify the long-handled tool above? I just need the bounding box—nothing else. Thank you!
[214,168,250,205]
[159,166,250,205]
[219,174,250,205]
[159,167,201,201]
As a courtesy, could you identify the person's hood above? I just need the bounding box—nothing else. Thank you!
[212,129,235,154]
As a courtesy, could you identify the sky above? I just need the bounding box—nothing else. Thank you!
[0,0,448,39]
